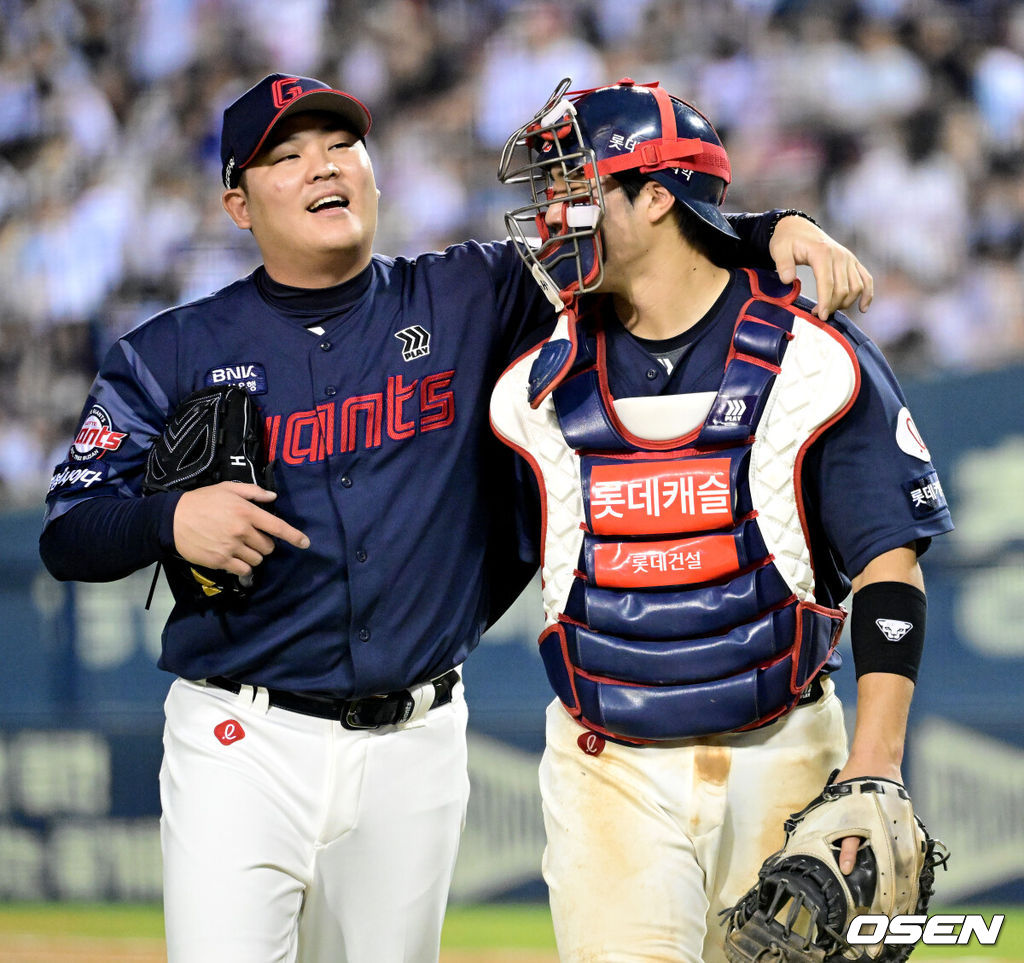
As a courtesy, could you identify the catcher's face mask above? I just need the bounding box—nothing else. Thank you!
[498,77,606,310]
[498,76,737,310]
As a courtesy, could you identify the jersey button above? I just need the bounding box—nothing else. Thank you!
[646,368,659,380]
[340,475,353,488]
[325,385,337,397]
[358,628,371,642]
[319,340,332,351]
[356,549,368,563]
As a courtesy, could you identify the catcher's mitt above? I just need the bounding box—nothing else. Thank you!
[723,774,948,963]
[143,384,272,603]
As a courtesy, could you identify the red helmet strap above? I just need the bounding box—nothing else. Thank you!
[584,138,731,181]
[651,83,678,140]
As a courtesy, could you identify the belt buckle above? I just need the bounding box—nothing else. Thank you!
[342,698,380,730]
[343,692,415,729]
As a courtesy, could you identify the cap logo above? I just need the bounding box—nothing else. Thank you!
[271,77,305,109]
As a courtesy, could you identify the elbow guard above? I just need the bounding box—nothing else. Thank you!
[850,581,926,683]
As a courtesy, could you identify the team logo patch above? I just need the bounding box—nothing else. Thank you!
[904,471,947,519]
[722,399,747,423]
[205,363,267,394]
[394,325,431,361]
[214,719,246,746]
[895,406,931,461]
[876,618,914,642]
[708,394,755,430]
[69,405,128,461]
[49,463,108,494]
[578,731,605,756]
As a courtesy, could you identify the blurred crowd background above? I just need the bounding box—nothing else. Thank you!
[2,0,1023,508]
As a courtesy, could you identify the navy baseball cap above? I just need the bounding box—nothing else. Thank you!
[221,73,372,188]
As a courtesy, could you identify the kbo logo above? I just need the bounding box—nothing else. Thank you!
[847,913,1004,947]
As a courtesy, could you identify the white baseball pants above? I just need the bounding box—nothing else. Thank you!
[540,679,848,963]
[160,676,470,963]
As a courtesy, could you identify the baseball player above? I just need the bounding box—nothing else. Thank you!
[490,79,954,963]
[39,73,874,963]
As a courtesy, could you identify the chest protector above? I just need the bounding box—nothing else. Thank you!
[490,270,860,744]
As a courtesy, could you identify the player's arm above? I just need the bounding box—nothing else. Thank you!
[833,541,926,872]
[41,492,181,582]
[725,210,873,319]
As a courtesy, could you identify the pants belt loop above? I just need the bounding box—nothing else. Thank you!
[234,683,257,707]
[252,686,271,715]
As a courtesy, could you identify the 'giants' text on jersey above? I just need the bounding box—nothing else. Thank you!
[263,370,455,463]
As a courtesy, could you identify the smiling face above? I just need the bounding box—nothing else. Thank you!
[221,111,379,288]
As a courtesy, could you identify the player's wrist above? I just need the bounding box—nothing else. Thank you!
[837,749,904,784]
[766,208,818,242]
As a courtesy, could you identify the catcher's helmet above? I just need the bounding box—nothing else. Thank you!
[498,77,737,308]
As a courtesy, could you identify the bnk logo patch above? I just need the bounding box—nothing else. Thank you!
[205,363,267,394]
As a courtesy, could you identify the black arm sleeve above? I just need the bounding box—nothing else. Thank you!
[39,491,182,582]
[724,210,812,270]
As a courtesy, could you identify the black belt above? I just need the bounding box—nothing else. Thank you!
[205,669,460,729]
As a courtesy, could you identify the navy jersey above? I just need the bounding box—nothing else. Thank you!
[513,269,953,609]
[43,240,549,697]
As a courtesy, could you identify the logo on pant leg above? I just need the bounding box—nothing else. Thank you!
[578,731,605,756]
[214,720,246,745]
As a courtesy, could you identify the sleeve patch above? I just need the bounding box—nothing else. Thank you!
[895,406,931,461]
[903,471,948,518]
[69,405,129,461]
[48,462,110,494]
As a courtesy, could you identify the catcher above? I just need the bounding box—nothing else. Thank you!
[490,79,952,963]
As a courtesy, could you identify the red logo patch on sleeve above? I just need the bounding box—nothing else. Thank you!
[214,720,246,746]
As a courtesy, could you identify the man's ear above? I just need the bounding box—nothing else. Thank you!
[644,180,678,224]
[222,187,252,230]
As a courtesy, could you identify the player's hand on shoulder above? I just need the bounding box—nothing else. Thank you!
[769,214,874,321]
[173,482,310,578]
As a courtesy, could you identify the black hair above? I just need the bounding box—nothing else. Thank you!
[613,170,735,266]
